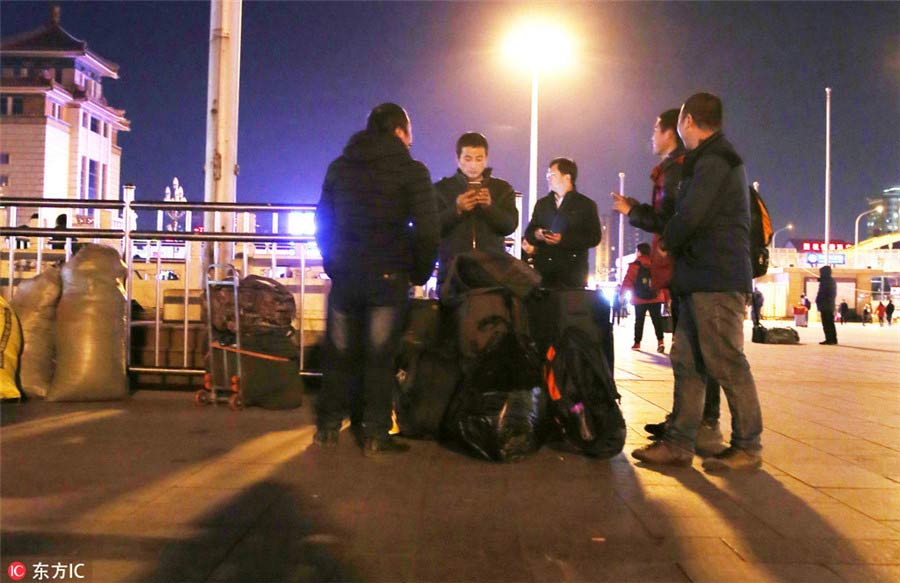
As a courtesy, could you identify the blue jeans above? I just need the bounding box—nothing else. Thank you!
[667,292,763,452]
[317,273,409,438]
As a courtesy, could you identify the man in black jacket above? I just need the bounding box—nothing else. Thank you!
[314,103,439,455]
[524,158,601,289]
[632,93,763,472]
[816,265,838,344]
[434,132,518,291]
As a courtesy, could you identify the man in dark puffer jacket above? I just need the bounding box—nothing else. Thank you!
[434,132,518,292]
[314,103,439,456]
[632,93,763,472]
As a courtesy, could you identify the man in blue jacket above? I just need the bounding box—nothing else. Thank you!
[524,158,601,289]
[314,103,439,456]
[632,93,763,471]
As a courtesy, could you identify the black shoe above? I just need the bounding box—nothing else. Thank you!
[819,340,837,345]
[644,421,667,437]
[363,436,410,457]
[350,423,366,446]
[313,428,339,448]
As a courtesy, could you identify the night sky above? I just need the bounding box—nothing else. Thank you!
[2,1,898,241]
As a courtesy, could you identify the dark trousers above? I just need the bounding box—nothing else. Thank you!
[821,309,837,343]
[317,273,409,438]
[634,302,664,344]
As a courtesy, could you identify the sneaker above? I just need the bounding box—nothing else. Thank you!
[631,441,693,467]
[657,341,666,354]
[695,420,725,456]
[312,428,339,449]
[363,436,410,457]
[701,446,762,472]
[631,343,641,351]
[644,421,668,437]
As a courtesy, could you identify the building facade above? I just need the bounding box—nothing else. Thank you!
[867,186,900,239]
[0,7,130,230]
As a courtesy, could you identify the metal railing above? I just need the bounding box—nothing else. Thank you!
[1,193,322,383]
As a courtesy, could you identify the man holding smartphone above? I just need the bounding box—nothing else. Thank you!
[524,158,601,289]
[434,132,518,292]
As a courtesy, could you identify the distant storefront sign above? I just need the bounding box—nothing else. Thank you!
[800,240,850,252]
[806,253,846,265]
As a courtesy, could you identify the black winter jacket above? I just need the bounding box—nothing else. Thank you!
[525,190,601,288]
[662,133,753,295]
[434,169,517,284]
[815,266,837,312]
[315,130,439,285]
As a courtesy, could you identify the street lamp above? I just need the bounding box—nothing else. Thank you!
[770,223,793,266]
[854,205,883,266]
[503,22,574,222]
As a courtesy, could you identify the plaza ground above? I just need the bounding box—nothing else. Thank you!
[1,318,898,582]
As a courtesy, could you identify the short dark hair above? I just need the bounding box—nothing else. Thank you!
[681,93,722,131]
[549,157,578,186]
[456,132,489,157]
[637,242,651,256]
[658,108,684,148]
[366,102,410,135]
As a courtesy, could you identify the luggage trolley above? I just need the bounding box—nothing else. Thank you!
[196,263,245,410]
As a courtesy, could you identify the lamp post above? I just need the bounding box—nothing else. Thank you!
[770,223,793,266]
[504,22,573,222]
[854,206,883,267]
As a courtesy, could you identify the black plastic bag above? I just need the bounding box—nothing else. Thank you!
[444,333,546,462]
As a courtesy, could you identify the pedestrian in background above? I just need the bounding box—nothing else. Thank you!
[622,243,666,353]
[863,303,872,326]
[839,300,849,325]
[816,265,838,345]
[875,301,886,327]
[751,288,764,327]
[886,299,895,326]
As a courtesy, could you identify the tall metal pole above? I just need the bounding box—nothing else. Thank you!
[528,67,539,225]
[617,172,625,283]
[204,0,243,272]
[824,87,831,267]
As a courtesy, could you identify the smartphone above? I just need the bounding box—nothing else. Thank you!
[544,229,557,236]
[468,181,482,191]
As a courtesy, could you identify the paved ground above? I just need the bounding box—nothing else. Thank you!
[1,318,898,583]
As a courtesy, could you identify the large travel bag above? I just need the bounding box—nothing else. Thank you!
[526,289,614,372]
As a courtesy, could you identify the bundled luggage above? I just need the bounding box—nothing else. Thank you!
[49,244,129,401]
[543,326,626,458]
[752,325,800,345]
[0,296,23,401]
[205,272,303,410]
[764,327,800,344]
[391,251,624,461]
[11,266,61,398]
[394,299,458,438]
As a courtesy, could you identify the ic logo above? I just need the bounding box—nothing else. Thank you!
[7,562,27,581]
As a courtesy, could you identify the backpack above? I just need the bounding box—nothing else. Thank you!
[633,262,656,300]
[543,327,626,458]
[750,185,774,278]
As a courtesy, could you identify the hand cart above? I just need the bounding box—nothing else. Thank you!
[196,264,244,410]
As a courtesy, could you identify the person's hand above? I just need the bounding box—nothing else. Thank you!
[544,232,562,245]
[475,187,491,207]
[521,238,535,254]
[610,192,632,215]
[456,189,479,214]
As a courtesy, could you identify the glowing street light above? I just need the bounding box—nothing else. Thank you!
[503,21,574,222]
[770,223,792,266]
[854,205,883,266]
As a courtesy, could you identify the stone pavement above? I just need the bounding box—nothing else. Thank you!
[1,318,898,583]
